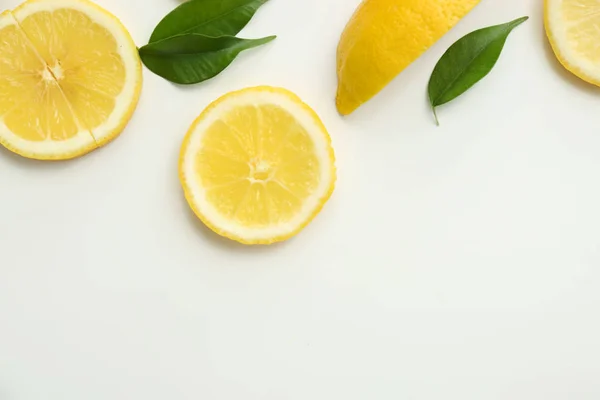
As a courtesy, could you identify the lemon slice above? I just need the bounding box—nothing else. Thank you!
[545,0,600,86]
[179,87,336,245]
[0,0,141,160]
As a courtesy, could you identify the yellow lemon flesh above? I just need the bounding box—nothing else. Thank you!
[180,87,336,245]
[336,0,480,115]
[545,0,600,86]
[0,0,141,160]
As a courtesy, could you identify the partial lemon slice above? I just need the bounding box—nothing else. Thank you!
[180,87,336,245]
[0,10,95,159]
[545,0,600,86]
[0,0,141,160]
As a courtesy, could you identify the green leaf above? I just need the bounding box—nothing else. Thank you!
[428,16,529,125]
[149,0,269,43]
[139,34,276,85]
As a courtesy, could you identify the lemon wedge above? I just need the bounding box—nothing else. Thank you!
[179,87,336,245]
[336,0,480,115]
[0,0,141,160]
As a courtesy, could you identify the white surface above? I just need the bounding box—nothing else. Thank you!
[1,0,599,398]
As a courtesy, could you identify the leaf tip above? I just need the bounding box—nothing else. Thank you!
[255,35,277,46]
[512,16,530,26]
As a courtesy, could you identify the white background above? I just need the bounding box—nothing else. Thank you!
[1,0,600,398]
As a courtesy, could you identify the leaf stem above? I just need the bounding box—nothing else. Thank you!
[432,105,440,126]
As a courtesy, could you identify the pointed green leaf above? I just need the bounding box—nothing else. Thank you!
[139,34,276,85]
[149,0,269,43]
[428,16,529,124]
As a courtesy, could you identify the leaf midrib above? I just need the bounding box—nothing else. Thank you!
[142,36,272,57]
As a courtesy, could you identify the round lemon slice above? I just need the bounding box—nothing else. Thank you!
[180,87,336,245]
[0,0,141,160]
[545,0,600,86]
